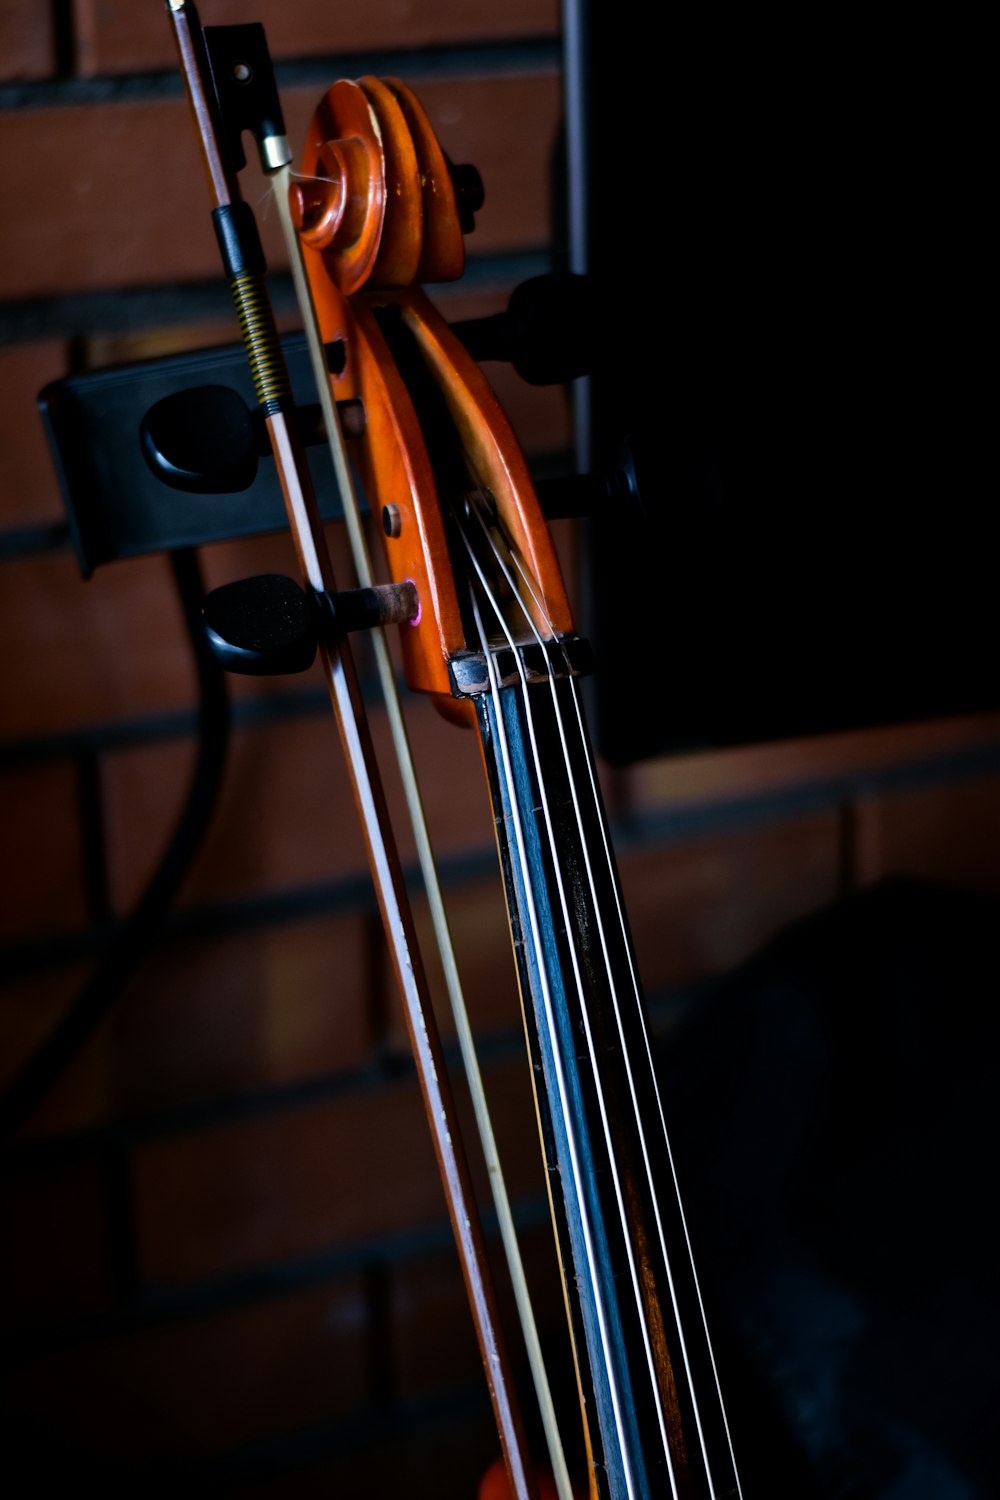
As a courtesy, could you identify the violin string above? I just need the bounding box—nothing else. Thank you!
[460,503,677,1479]
[476,503,746,1495]
[271,164,574,1500]
[287,168,342,187]
[562,688,744,1496]
[278,125,734,1487]
[498,520,743,1494]
[464,569,652,1500]
[495,521,745,1497]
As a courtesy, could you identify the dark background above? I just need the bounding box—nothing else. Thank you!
[588,14,993,760]
[585,19,997,1493]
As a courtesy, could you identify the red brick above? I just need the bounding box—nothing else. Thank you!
[82,318,251,370]
[451,1056,549,1212]
[482,357,573,460]
[403,72,560,255]
[0,99,211,302]
[96,659,495,916]
[0,918,370,1142]
[133,1081,442,1283]
[618,812,842,993]
[81,292,313,371]
[0,3,55,81]
[199,501,360,585]
[0,912,371,1134]
[855,774,1000,896]
[0,550,196,739]
[132,1050,547,1289]
[0,1155,115,1327]
[74,0,560,76]
[102,712,370,914]
[0,341,73,528]
[0,73,559,300]
[424,283,575,457]
[620,712,1000,822]
[393,875,522,1052]
[392,1221,565,1404]
[104,915,373,1115]
[0,761,88,942]
[7,1276,367,1459]
[374,689,495,863]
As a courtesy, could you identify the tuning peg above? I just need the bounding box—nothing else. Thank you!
[535,432,647,521]
[447,157,484,234]
[140,385,366,494]
[202,573,418,675]
[451,273,603,385]
[140,383,261,494]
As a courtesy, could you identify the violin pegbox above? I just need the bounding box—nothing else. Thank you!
[384,77,480,283]
[290,75,569,715]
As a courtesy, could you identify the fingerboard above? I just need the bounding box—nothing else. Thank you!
[476,670,742,1500]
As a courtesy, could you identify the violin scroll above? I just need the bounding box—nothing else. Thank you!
[291,84,574,712]
[292,75,478,293]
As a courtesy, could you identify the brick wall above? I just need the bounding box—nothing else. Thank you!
[2,4,999,1497]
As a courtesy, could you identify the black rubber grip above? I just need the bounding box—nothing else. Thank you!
[212,201,267,279]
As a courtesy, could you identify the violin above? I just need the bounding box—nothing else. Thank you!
[166,5,744,1496]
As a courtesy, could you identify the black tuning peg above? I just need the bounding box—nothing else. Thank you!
[202,573,418,675]
[451,273,604,385]
[535,432,647,521]
[140,385,365,494]
[446,157,484,234]
[140,383,262,494]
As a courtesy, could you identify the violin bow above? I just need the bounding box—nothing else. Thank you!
[165,4,544,1497]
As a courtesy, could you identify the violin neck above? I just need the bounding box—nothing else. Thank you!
[476,667,742,1500]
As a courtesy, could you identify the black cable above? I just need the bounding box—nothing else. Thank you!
[0,549,230,1138]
